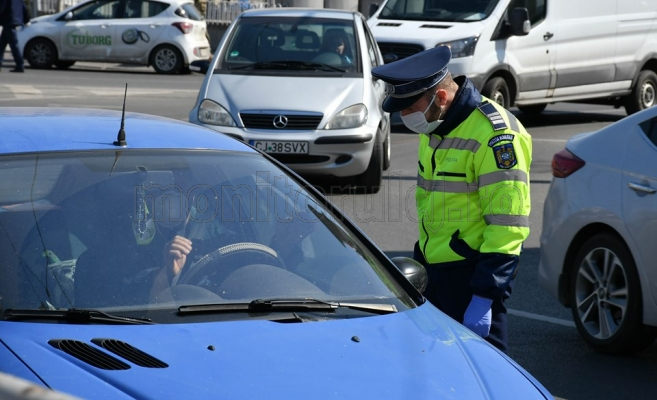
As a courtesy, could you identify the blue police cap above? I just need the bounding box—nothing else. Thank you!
[372,46,452,113]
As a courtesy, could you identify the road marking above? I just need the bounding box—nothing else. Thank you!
[4,84,42,99]
[508,308,576,327]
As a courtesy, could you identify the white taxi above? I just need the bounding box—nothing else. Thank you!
[18,0,211,74]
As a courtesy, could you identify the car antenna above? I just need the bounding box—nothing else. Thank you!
[113,83,128,147]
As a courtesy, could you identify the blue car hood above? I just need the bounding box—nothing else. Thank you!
[0,304,549,399]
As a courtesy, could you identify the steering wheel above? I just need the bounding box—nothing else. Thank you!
[174,242,283,287]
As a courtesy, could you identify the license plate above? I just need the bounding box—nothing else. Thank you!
[249,141,309,154]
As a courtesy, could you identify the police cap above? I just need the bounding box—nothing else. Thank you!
[372,46,452,113]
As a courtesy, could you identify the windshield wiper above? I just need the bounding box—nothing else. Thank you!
[3,308,154,325]
[178,298,397,315]
[226,61,346,72]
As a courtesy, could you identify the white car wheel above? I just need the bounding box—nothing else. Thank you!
[570,232,657,354]
[151,45,183,74]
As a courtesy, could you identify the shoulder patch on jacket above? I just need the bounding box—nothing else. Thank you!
[492,143,517,169]
[477,102,507,131]
[488,134,515,147]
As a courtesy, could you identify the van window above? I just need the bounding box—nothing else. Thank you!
[508,0,546,26]
[378,0,500,22]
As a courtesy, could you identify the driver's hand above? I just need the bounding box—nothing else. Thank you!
[164,235,193,276]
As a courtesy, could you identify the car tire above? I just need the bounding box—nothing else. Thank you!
[25,38,57,69]
[517,104,547,115]
[624,70,657,115]
[150,45,183,74]
[383,123,391,171]
[569,232,657,354]
[54,61,76,70]
[482,77,511,109]
[351,129,383,194]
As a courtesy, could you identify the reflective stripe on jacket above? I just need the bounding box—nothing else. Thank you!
[416,78,532,273]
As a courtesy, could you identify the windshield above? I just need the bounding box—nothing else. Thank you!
[218,16,360,73]
[378,0,500,22]
[0,150,414,322]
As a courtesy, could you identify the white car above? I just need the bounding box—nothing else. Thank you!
[18,0,210,74]
[539,105,657,354]
[189,8,391,193]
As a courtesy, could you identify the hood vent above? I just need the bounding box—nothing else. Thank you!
[420,24,451,29]
[377,22,402,27]
[91,339,168,368]
[48,339,130,370]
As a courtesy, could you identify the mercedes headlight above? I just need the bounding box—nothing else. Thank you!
[198,99,236,127]
[325,104,368,130]
[437,36,479,58]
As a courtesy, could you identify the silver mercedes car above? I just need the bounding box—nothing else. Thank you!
[189,8,391,193]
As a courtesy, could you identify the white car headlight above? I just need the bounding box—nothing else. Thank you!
[325,104,367,130]
[198,99,236,127]
[437,36,479,58]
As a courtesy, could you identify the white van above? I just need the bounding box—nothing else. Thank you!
[367,0,657,115]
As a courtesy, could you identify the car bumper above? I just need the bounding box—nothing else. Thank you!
[189,121,376,178]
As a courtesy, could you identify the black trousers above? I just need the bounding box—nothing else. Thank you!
[0,25,24,69]
[414,243,513,353]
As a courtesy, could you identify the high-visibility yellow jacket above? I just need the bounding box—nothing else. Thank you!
[415,76,532,299]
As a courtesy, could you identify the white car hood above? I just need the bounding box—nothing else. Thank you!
[204,73,365,121]
[368,19,485,47]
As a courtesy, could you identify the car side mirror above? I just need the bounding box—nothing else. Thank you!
[369,3,379,18]
[64,11,73,21]
[390,257,428,293]
[190,59,210,74]
[509,7,530,36]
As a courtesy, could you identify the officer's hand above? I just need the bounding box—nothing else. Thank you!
[163,235,192,277]
[463,295,493,338]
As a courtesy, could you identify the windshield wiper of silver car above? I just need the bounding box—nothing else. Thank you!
[226,61,346,72]
[3,308,154,325]
[178,298,397,315]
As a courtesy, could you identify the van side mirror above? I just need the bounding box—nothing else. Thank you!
[64,11,73,20]
[190,59,210,74]
[510,7,530,36]
[369,3,379,18]
[390,257,428,293]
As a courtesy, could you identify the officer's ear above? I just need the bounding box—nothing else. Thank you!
[436,88,449,107]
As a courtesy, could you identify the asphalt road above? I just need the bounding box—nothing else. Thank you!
[2,56,657,400]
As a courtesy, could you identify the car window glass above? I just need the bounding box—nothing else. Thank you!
[508,0,546,26]
[71,0,122,20]
[124,0,169,18]
[174,2,203,21]
[0,150,413,319]
[639,117,657,147]
[378,0,500,22]
[220,16,360,73]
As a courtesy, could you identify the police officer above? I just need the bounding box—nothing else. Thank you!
[371,46,531,353]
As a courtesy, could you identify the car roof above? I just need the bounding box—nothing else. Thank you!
[0,108,256,155]
[240,7,359,20]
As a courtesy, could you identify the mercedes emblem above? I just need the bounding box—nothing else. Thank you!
[273,115,288,129]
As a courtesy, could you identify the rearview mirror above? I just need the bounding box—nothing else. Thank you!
[64,11,73,20]
[390,257,428,293]
[510,7,530,36]
[190,59,210,74]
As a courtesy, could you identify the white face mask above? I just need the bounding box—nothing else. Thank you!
[400,93,443,134]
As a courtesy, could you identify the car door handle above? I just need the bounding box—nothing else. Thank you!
[101,24,112,28]
[543,32,554,40]
[628,182,656,194]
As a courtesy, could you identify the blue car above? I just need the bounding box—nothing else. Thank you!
[0,108,553,399]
